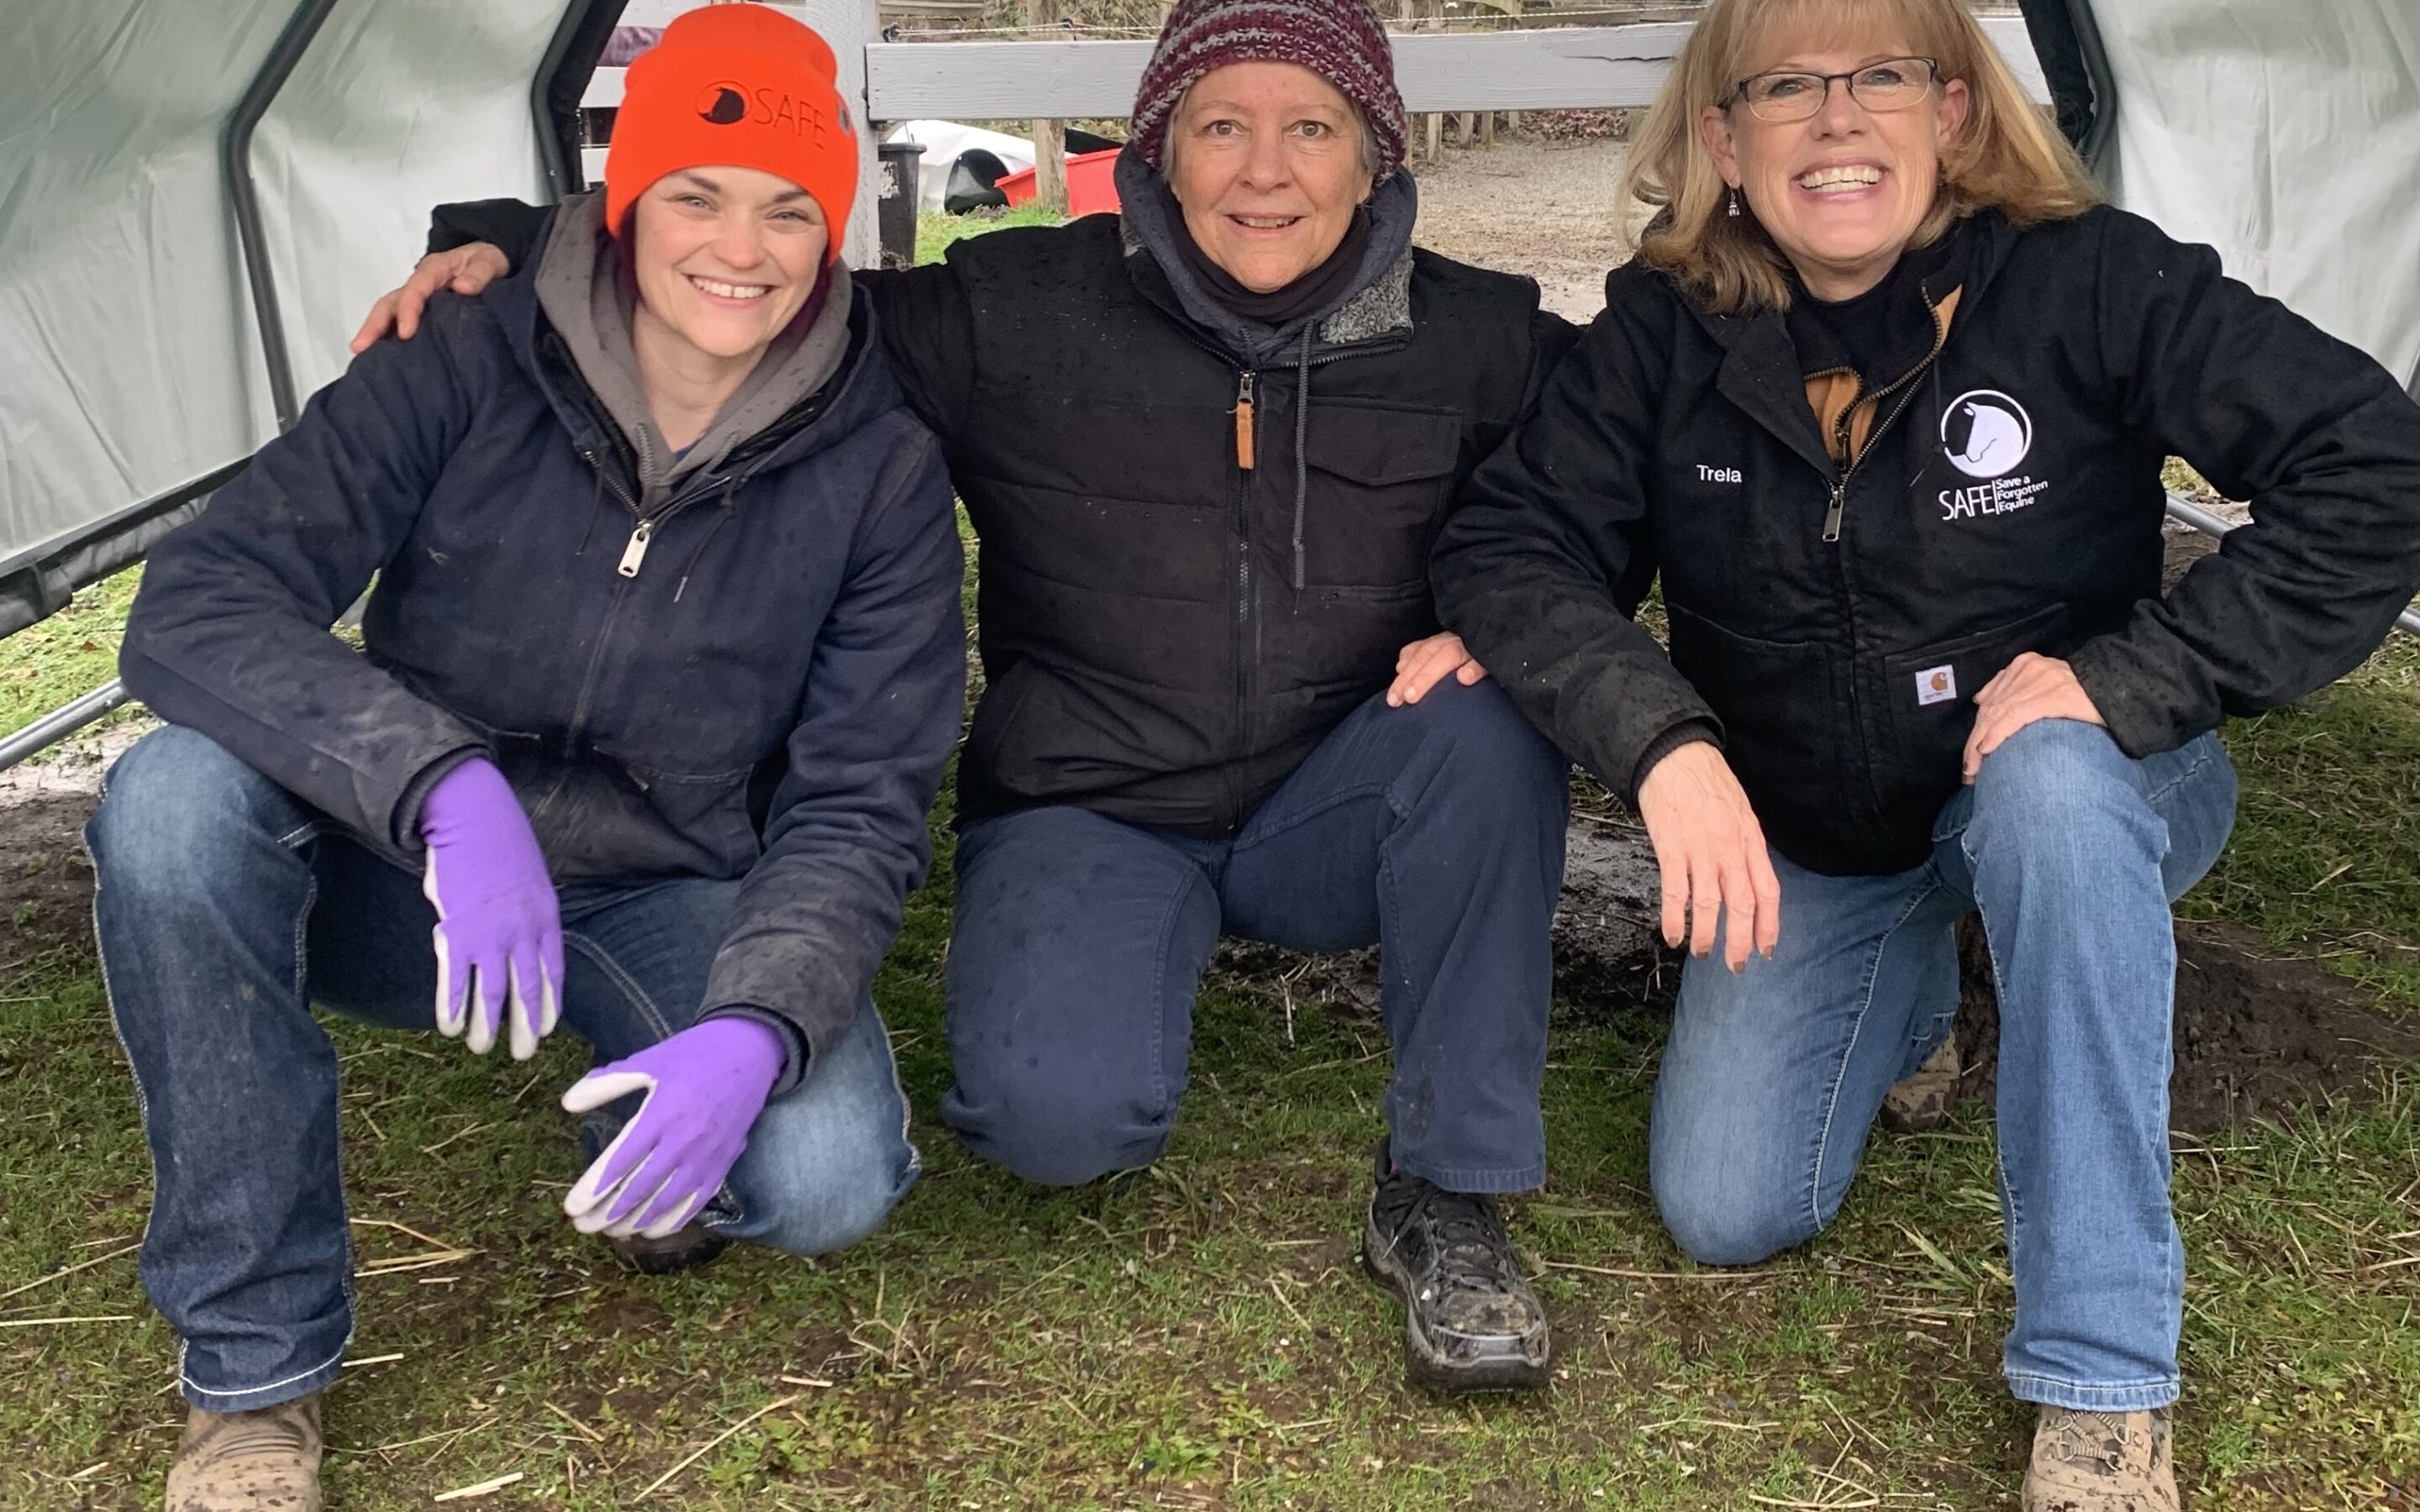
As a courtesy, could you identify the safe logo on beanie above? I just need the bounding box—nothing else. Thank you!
[1129,0,1408,181]
[604,4,860,259]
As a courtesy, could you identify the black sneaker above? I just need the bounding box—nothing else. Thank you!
[1360,1142,1550,1393]
[606,1224,729,1276]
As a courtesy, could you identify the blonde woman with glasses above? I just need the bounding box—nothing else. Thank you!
[1434,0,2420,1503]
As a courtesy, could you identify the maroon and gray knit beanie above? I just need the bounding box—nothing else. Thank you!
[1128,0,1407,181]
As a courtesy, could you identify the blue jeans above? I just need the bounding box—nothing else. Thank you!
[87,727,918,1412]
[940,679,1568,1193]
[1650,720,2238,1410]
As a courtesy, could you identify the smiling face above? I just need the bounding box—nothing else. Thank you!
[1699,39,1969,301]
[629,165,828,360]
[1165,61,1376,294]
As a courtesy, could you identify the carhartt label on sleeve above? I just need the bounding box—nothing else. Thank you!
[1916,665,1957,706]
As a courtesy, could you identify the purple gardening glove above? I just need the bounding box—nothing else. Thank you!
[559,1016,786,1239]
[417,757,563,1060]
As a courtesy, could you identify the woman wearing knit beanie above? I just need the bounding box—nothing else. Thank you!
[97,10,962,1506]
[371,0,1577,1397]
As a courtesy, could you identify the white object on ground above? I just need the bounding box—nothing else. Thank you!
[883,120,1039,214]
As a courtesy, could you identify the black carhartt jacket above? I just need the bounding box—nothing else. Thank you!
[435,197,1576,833]
[1433,206,2420,876]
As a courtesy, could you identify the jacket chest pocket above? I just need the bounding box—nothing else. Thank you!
[1293,402,1462,596]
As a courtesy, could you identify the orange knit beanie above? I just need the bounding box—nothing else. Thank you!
[602,4,859,260]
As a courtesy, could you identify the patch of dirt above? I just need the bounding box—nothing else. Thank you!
[1412,135,1639,322]
[1949,916,2420,1135]
[1552,819,1674,1015]
[0,721,145,974]
[0,793,104,971]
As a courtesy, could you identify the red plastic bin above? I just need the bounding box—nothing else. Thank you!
[997,148,1123,217]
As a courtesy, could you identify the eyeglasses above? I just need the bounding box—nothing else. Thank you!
[1727,57,1940,122]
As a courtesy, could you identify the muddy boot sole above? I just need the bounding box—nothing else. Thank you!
[1360,1216,1550,1394]
[607,1225,729,1276]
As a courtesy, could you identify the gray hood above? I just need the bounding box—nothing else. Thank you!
[534,190,855,507]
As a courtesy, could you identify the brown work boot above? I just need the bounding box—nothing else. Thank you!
[164,1392,323,1511]
[1878,1037,1961,1134]
[2023,1405,2178,1511]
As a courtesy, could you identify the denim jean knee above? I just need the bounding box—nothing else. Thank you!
[1651,1156,1817,1268]
[716,998,920,1256]
[88,726,318,893]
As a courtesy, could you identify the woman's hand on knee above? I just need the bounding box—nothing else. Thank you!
[560,1016,788,1240]
[1962,654,2105,783]
[349,243,511,354]
[1387,632,1488,706]
[1636,739,1781,971]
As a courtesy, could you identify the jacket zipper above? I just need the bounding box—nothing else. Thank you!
[1169,328,1409,829]
[1228,369,1256,828]
[566,448,765,749]
[1821,294,1952,543]
[1812,292,1952,820]
[612,469,750,579]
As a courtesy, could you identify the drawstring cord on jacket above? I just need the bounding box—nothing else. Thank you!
[576,456,605,556]
[673,476,740,604]
[1290,326,1314,591]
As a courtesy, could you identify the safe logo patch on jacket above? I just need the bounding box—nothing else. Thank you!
[1941,391,2033,478]
[1939,389,2049,522]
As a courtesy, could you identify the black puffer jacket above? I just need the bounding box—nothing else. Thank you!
[435,192,1576,833]
[882,216,1576,831]
[1434,206,2420,876]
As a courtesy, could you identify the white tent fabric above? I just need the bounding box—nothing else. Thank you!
[250,2,571,402]
[0,0,561,615]
[0,3,294,575]
[2099,0,2420,387]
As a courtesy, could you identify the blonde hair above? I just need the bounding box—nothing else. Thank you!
[1618,0,2099,313]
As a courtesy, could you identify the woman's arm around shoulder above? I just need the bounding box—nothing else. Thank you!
[1432,263,1720,804]
[694,424,966,1079]
[2063,205,2420,756]
[122,294,498,848]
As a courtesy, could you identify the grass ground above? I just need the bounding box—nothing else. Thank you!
[1,221,2416,1509]
[916,206,1063,267]
[0,570,141,736]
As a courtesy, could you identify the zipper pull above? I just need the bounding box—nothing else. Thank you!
[1234,372,1257,472]
[618,519,655,578]
[1823,480,1847,543]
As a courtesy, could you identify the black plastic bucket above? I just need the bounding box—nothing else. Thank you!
[876,140,923,270]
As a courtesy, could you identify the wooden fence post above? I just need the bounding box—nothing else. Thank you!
[1030,0,1070,214]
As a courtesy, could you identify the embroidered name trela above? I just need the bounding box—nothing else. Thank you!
[1940,473,2049,521]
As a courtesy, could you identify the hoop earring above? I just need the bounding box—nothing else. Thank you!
[1727,187,1742,218]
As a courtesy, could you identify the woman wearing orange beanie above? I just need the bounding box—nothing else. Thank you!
[92,9,960,1507]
